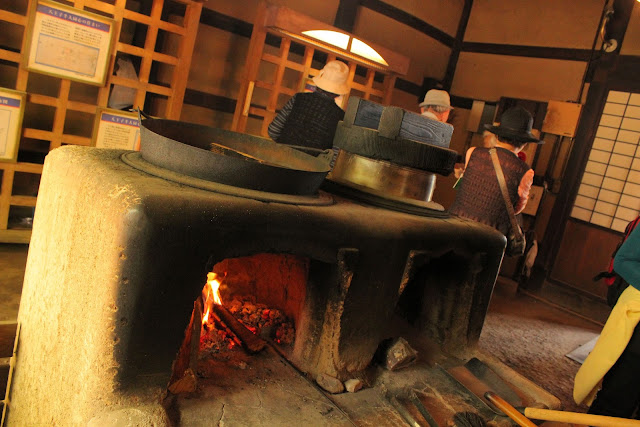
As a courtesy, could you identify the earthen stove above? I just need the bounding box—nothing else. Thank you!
[7,129,507,424]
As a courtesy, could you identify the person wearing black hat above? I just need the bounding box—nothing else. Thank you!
[449,106,543,237]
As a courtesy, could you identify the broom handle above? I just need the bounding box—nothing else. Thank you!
[524,407,640,426]
[484,392,536,427]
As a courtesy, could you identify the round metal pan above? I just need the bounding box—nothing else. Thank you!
[138,112,332,196]
[329,150,437,202]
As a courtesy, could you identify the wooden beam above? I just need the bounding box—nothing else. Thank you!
[199,7,252,38]
[183,89,236,113]
[0,50,21,64]
[0,9,27,26]
[166,1,202,119]
[443,0,473,91]
[462,42,593,61]
[359,0,455,47]
[10,196,37,207]
[0,165,12,232]
[0,230,31,244]
[609,55,640,91]
[231,2,268,132]
[182,85,477,116]
[262,38,291,136]
[334,0,359,33]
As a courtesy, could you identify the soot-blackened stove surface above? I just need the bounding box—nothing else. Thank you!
[9,146,506,425]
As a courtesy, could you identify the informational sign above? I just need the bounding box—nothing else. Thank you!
[0,88,26,163]
[542,101,583,137]
[25,1,114,86]
[92,109,140,151]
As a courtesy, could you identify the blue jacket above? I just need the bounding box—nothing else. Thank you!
[613,224,640,291]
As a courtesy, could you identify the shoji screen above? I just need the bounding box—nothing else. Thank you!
[572,90,640,232]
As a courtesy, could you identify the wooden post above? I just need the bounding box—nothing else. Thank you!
[231,2,268,132]
[166,1,203,119]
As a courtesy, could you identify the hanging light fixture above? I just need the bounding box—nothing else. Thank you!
[301,30,389,66]
[262,4,409,75]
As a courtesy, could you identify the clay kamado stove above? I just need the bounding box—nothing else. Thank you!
[7,106,506,424]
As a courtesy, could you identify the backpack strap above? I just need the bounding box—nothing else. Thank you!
[489,148,521,237]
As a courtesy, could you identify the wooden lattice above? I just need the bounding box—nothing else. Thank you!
[0,0,202,243]
[231,2,407,137]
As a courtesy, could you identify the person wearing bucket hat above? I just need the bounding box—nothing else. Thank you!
[268,60,350,151]
[449,106,543,239]
[419,89,453,123]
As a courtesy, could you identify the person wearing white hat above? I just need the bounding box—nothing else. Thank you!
[419,89,453,123]
[268,60,350,151]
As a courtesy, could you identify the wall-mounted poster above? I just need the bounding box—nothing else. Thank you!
[24,0,115,86]
[92,109,140,151]
[0,88,26,163]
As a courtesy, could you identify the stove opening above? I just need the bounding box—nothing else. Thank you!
[167,253,310,394]
[204,254,305,348]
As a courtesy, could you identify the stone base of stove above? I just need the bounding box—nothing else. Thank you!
[7,146,506,425]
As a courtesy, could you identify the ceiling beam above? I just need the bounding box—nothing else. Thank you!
[334,0,360,33]
[359,0,455,47]
[443,0,473,91]
[462,42,593,61]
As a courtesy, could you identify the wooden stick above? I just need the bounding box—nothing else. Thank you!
[168,298,202,394]
[213,304,266,354]
[524,407,640,427]
[484,392,536,427]
[210,312,243,348]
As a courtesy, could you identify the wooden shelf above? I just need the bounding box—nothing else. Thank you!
[0,0,203,243]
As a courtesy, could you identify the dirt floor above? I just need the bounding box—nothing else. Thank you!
[170,317,552,427]
[478,280,602,414]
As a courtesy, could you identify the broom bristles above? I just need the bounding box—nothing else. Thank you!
[452,411,487,427]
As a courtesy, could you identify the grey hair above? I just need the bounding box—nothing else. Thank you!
[425,105,450,113]
[496,135,526,149]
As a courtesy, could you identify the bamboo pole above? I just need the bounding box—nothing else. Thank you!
[523,407,640,427]
[486,391,640,427]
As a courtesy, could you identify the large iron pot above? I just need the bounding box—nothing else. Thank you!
[138,112,332,196]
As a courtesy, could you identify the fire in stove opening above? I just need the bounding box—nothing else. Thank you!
[201,272,222,324]
[199,268,296,357]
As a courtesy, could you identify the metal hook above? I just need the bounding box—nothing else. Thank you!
[600,5,617,52]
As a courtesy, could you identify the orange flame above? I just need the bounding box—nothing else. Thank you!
[202,272,223,326]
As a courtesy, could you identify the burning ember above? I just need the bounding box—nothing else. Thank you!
[198,271,295,356]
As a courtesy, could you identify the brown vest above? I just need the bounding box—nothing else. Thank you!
[449,147,530,235]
